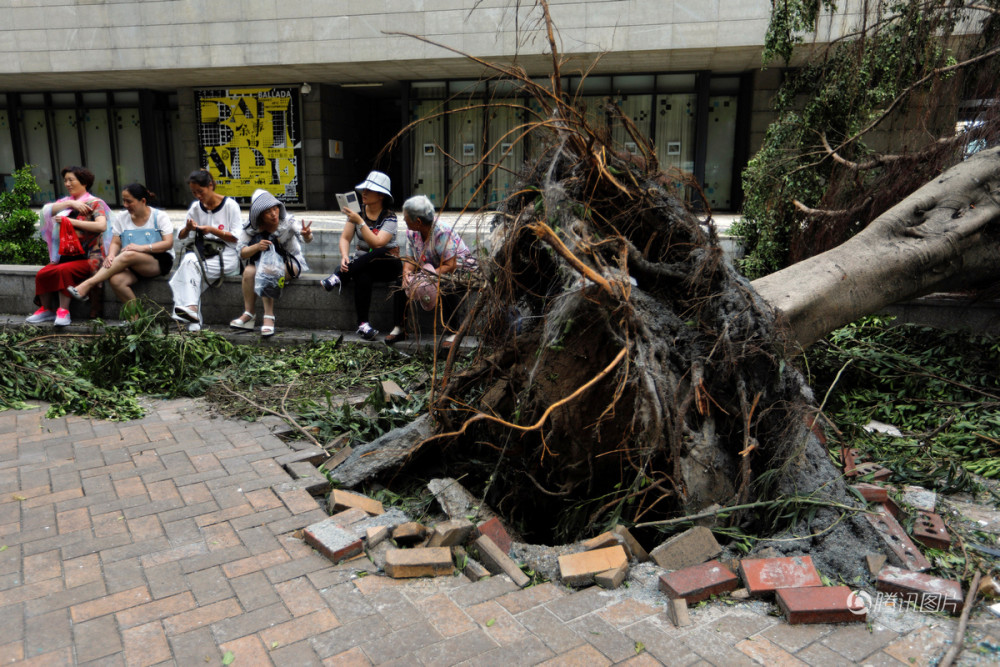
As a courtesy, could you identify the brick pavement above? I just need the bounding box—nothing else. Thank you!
[0,399,977,665]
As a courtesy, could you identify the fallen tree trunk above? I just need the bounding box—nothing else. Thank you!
[753,146,1000,349]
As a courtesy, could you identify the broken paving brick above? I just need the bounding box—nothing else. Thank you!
[366,525,390,548]
[384,547,454,579]
[427,477,492,521]
[284,461,331,496]
[331,507,369,527]
[854,461,892,481]
[667,598,692,627]
[476,517,513,555]
[594,561,628,589]
[558,544,628,588]
[841,447,860,476]
[739,556,823,598]
[911,512,951,550]
[658,559,739,603]
[275,447,328,467]
[853,483,889,504]
[475,535,530,588]
[327,489,385,516]
[453,546,491,581]
[876,565,964,614]
[649,526,722,571]
[730,588,750,600]
[391,522,428,546]
[613,525,650,562]
[864,504,932,572]
[776,586,867,624]
[304,518,364,564]
[866,554,887,576]
[582,532,626,554]
[427,518,474,548]
[381,380,409,402]
[322,444,353,472]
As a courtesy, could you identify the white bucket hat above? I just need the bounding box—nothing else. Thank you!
[355,171,393,203]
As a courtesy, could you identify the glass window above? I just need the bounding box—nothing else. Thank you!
[114,108,145,186]
[22,109,56,203]
[20,94,45,106]
[709,76,740,95]
[446,100,484,210]
[51,93,76,107]
[410,99,446,207]
[485,99,526,207]
[82,107,116,204]
[572,76,611,94]
[656,74,697,92]
[612,94,652,156]
[411,81,446,99]
[614,75,655,94]
[114,91,140,105]
[82,92,107,106]
[705,96,738,210]
[654,93,697,174]
[0,111,16,177]
[53,108,83,173]
[449,80,487,97]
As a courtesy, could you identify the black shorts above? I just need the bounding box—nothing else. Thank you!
[154,252,174,276]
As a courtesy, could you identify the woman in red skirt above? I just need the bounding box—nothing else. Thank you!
[29,166,112,326]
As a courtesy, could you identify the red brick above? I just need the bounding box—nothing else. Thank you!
[365,525,390,547]
[246,488,283,511]
[582,531,623,553]
[649,526,722,570]
[331,507,369,526]
[201,522,241,551]
[775,586,867,624]
[912,511,951,550]
[162,598,243,635]
[23,550,62,584]
[303,518,364,564]
[739,556,823,597]
[876,565,964,614]
[658,559,739,603]
[221,548,290,578]
[391,522,428,545]
[56,507,91,533]
[384,547,453,578]
[327,489,384,516]
[841,447,859,476]
[667,598,691,627]
[70,586,151,622]
[112,477,147,499]
[558,545,628,587]
[594,562,628,589]
[853,483,888,503]
[427,518,474,547]
[219,635,272,666]
[274,577,326,616]
[121,620,171,667]
[476,517,512,554]
[115,592,196,629]
[260,608,340,647]
[854,461,892,481]
[864,504,932,571]
[275,485,322,514]
[613,525,650,562]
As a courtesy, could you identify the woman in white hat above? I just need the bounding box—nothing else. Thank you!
[230,189,313,337]
[320,170,402,341]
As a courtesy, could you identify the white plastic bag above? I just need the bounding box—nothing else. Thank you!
[254,245,286,299]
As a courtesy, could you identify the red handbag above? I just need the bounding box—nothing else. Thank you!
[57,215,85,256]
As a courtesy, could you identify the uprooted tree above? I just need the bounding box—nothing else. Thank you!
[346,1,1000,574]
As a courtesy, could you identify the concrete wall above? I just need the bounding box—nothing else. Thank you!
[0,1,780,90]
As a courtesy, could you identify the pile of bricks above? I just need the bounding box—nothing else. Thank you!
[302,489,535,588]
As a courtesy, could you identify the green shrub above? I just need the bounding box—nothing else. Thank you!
[0,166,48,265]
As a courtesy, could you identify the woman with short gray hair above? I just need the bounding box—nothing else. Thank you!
[386,195,476,348]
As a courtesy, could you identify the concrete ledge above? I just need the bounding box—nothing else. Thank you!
[1,264,450,333]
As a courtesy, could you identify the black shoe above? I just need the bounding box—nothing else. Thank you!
[384,331,407,345]
[357,322,378,341]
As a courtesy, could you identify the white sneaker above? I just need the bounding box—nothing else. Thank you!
[357,322,378,341]
[53,308,71,326]
[26,307,56,324]
[187,323,202,332]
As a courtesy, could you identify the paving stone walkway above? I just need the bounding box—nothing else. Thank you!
[0,398,993,665]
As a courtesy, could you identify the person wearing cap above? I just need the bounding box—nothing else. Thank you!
[320,170,402,341]
[231,188,313,337]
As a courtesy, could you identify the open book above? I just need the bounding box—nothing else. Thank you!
[336,191,360,213]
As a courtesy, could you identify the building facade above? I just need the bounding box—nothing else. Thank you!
[0,1,867,211]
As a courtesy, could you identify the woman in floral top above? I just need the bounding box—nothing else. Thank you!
[387,195,475,349]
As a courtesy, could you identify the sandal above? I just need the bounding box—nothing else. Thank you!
[229,311,255,330]
[261,314,276,337]
[67,286,88,302]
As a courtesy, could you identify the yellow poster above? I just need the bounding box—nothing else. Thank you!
[195,87,302,204]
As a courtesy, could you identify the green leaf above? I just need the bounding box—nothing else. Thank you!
[635,641,645,654]
[221,651,235,665]
[486,618,496,627]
